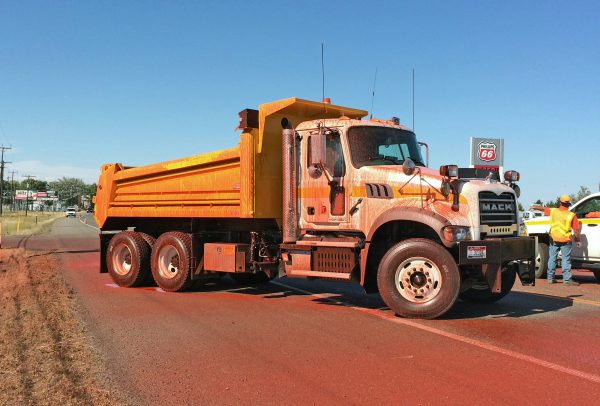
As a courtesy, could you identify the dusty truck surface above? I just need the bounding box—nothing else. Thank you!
[94,97,535,319]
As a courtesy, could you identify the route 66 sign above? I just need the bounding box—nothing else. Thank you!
[478,141,497,161]
[470,137,504,168]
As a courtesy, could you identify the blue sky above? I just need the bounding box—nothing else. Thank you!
[1,0,598,206]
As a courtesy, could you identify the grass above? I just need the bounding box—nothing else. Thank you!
[0,212,64,236]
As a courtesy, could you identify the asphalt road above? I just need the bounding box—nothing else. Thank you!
[5,215,600,405]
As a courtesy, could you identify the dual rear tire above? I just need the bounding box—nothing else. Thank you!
[107,231,194,292]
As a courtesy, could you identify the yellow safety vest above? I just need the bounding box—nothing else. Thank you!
[550,208,575,243]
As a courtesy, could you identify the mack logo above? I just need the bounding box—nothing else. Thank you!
[482,203,514,212]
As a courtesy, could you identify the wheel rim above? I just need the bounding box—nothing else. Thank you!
[394,257,442,303]
[112,243,133,276]
[157,244,180,280]
[535,253,542,273]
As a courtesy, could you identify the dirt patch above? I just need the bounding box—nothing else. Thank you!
[0,249,125,405]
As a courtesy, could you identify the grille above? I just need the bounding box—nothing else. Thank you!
[366,183,393,199]
[479,192,517,227]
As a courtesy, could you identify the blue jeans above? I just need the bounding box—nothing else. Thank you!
[547,241,573,282]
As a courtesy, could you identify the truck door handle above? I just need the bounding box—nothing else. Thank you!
[588,223,598,227]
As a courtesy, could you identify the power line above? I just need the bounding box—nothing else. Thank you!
[0,145,12,216]
[23,174,35,217]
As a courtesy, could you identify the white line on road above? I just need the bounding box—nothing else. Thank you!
[79,215,99,230]
[271,280,600,384]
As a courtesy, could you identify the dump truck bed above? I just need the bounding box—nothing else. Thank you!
[93,98,367,229]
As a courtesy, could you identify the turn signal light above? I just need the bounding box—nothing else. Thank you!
[439,165,458,178]
[504,170,520,182]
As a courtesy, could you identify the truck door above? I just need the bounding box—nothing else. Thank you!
[572,195,600,261]
[301,129,348,225]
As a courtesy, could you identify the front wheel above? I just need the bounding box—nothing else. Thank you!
[459,265,517,303]
[593,271,600,283]
[377,238,460,319]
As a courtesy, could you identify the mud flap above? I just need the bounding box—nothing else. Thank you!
[482,263,502,293]
[517,260,535,286]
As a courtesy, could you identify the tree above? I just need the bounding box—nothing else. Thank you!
[48,177,88,207]
[518,202,524,212]
[534,199,543,205]
[545,197,560,208]
[571,186,591,204]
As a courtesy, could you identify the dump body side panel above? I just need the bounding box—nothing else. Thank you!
[94,144,251,229]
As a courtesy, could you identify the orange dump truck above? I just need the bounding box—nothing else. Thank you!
[94,97,535,319]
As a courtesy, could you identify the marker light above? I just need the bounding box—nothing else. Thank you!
[439,165,459,178]
[504,170,520,182]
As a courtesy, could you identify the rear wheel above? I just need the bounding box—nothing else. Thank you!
[151,232,194,292]
[593,271,600,283]
[535,242,549,278]
[106,231,151,287]
[377,238,460,319]
[459,265,517,303]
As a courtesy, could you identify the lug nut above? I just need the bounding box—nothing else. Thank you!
[425,271,429,276]
[405,278,410,282]
[427,278,432,283]
[420,289,424,293]
[426,284,430,289]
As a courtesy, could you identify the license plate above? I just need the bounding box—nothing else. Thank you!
[467,246,487,259]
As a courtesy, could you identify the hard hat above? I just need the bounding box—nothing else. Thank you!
[559,195,572,204]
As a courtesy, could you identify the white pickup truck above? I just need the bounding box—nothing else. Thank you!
[524,192,600,281]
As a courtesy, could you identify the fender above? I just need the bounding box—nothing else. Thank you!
[360,207,452,286]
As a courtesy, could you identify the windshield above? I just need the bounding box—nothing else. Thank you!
[347,126,424,168]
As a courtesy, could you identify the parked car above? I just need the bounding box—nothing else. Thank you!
[525,192,600,281]
[87,206,94,213]
[66,207,77,218]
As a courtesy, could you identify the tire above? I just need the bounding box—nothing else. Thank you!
[377,238,460,319]
[106,231,151,287]
[137,232,156,284]
[535,242,549,279]
[151,232,194,292]
[459,265,517,303]
[593,271,600,283]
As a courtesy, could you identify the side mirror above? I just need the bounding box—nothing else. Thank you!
[310,132,326,167]
[402,158,416,176]
[418,141,429,167]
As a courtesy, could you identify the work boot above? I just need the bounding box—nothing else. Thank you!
[563,280,580,286]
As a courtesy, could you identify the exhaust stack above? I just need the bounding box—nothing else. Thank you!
[282,125,297,243]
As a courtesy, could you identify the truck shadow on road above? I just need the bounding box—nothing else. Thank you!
[184,277,574,320]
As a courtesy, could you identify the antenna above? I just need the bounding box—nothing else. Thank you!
[321,43,325,101]
[412,68,415,130]
[370,67,378,119]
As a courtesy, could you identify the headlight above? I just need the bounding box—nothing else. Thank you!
[504,170,520,182]
[439,164,458,178]
[442,225,472,242]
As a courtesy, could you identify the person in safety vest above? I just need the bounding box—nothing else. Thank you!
[547,195,581,285]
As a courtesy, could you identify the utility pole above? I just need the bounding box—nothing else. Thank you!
[8,170,16,212]
[23,174,35,217]
[0,145,12,216]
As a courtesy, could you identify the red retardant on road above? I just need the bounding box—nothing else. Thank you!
[6,216,600,405]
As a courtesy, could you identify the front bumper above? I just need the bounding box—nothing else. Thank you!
[457,236,536,286]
